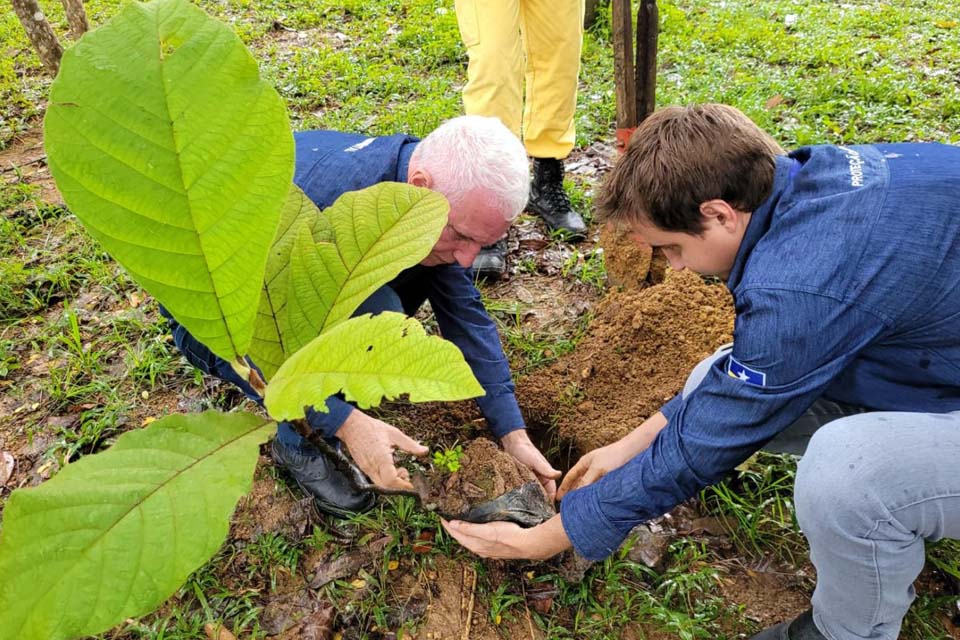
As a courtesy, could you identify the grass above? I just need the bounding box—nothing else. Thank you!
[700,452,805,564]
[2,0,960,638]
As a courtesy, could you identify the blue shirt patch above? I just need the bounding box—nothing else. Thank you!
[727,357,767,386]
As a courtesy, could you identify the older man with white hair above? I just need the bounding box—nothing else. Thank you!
[162,115,560,517]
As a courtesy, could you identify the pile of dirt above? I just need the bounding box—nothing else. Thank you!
[599,223,652,290]
[420,439,553,523]
[519,268,735,453]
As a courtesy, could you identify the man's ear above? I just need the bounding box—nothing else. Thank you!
[699,199,742,232]
[408,167,433,189]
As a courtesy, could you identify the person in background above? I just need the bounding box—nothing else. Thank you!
[454,0,588,279]
[163,115,560,518]
[442,104,960,640]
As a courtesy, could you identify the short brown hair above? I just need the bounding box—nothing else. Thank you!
[596,104,784,233]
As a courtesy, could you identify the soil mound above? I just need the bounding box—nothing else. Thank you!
[519,268,735,453]
[599,223,652,290]
[423,439,552,522]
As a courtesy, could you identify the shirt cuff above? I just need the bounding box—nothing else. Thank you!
[660,393,683,422]
[305,396,355,439]
[560,484,632,561]
[475,392,525,439]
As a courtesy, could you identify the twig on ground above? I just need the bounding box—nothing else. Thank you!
[461,564,477,640]
[1,157,48,175]
[520,577,536,639]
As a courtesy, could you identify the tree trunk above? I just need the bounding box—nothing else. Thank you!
[59,0,89,39]
[10,0,63,75]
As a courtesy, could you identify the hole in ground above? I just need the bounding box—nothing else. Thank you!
[525,416,580,476]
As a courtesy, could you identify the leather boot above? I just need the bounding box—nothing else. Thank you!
[471,238,508,281]
[271,437,376,518]
[751,609,828,640]
[527,157,587,240]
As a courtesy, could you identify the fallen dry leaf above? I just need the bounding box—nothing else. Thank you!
[764,94,785,109]
[203,622,237,640]
[307,535,391,588]
[1,451,14,486]
[277,604,335,640]
[412,529,434,553]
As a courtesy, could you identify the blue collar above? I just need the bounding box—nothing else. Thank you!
[725,155,799,290]
[397,138,419,183]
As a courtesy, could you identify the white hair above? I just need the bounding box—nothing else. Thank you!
[410,115,529,221]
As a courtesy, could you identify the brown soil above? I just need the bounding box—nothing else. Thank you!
[423,438,548,518]
[412,557,545,640]
[599,222,652,290]
[717,564,813,630]
[518,268,735,453]
[0,129,62,205]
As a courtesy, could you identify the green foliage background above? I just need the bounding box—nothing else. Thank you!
[3,0,960,149]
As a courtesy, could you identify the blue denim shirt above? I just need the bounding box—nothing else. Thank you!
[165,130,524,440]
[561,143,960,560]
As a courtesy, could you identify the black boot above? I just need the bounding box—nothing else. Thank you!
[471,238,508,281]
[271,438,376,518]
[527,157,587,240]
[751,609,827,640]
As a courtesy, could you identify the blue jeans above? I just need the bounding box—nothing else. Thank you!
[685,346,960,640]
[163,286,405,455]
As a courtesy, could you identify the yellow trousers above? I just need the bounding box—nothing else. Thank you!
[454,0,584,159]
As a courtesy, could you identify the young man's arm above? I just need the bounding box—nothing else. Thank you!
[445,288,890,561]
[559,288,889,560]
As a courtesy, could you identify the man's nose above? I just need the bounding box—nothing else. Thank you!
[455,242,482,268]
[663,249,684,271]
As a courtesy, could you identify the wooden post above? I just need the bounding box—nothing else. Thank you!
[59,0,89,39]
[10,0,63,74]
[611,0,636,151]
[635,0,659,123]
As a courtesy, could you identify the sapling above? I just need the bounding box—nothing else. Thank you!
[433,444,465,473]
[0,1,483,639]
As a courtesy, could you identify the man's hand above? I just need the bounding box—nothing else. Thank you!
[501,429,561,501]
[442,513,571,560]
[336,410,428,491]
[557,411,670,500]
[556,440,635,499]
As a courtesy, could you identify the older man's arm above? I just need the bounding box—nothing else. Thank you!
[424,265,560,497]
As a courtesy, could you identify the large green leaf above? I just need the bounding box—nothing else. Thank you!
[264,312,484,420]
[44,0,294,362]
[283,183,449,354]
[0,411,273,640]
[250,184,333,379]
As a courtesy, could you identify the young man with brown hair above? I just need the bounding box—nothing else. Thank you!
[443,104,960,640]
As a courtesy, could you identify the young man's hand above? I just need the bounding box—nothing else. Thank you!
[557,411,669,500]
[557,440,634,499]
[336,410,428,491]
[501,429,561,501]
[442,513,571,560]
